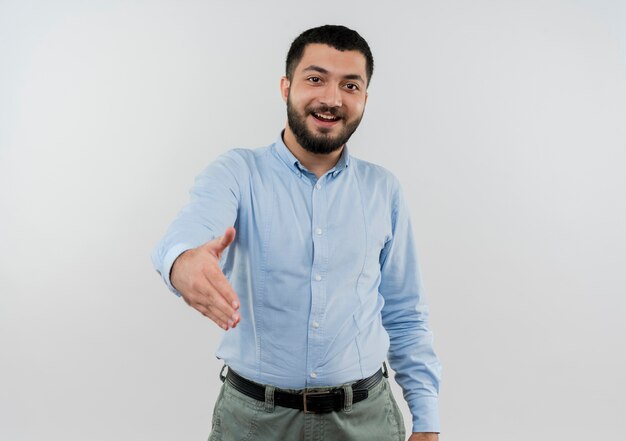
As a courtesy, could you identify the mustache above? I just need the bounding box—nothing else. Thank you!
[308,105,344,118]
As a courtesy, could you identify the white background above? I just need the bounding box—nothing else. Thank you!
[1,1,625,440]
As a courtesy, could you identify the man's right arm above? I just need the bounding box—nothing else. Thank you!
[151,151,245,329]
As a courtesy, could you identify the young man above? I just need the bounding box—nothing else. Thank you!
[152,25,441,441]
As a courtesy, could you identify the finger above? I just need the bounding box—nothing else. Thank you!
[181,289,227,328]
[193,293,233,330]
[204,263,241,311]
[194,303,229,330]
[219,226,236,249]
[196,280,240,325]
[206,227,237,255]
[182,279,236,326]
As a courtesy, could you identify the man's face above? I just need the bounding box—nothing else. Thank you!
[281,43,368,155]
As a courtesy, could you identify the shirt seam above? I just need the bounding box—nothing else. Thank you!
[256,149,274,381]
[353,162,368,309]
[353,162,368,379]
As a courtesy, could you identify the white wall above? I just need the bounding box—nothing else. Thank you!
[1,1,625,440]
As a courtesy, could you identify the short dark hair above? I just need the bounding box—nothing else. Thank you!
[285,25,374,86]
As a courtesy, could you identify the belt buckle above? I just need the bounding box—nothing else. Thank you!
[303,390,331,414]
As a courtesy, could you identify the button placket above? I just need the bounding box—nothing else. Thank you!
[307,177,328,385]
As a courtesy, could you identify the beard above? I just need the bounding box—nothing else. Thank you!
[286,95,363,155]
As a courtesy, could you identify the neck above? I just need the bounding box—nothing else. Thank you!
[282,125,344,179]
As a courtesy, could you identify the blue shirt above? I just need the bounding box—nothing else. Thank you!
[152,133,441,432]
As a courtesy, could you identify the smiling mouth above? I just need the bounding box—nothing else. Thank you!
[312,112,341,123]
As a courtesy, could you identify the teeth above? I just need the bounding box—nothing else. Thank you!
[315,113,338,121]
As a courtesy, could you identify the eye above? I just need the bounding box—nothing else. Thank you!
[307,76,321,83]
[345,83,360,91]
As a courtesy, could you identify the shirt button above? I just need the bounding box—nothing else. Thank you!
[310,372,317,379]
[314,274,322,281]
[315,228,323,235]
[312,321,320,329]
[315,183,321,190]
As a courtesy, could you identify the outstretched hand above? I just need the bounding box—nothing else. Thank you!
[170,227,240,330]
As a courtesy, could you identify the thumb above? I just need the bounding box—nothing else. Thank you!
[208,227,236,254]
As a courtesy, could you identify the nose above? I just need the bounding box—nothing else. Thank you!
[319,83,342,108]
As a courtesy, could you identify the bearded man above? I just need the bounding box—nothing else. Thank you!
[152,25,441,441]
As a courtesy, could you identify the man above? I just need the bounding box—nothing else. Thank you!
[152,25,441,441]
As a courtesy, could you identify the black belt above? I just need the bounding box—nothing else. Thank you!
[224,365,387,414]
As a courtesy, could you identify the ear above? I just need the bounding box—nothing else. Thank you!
[280,76,290,103]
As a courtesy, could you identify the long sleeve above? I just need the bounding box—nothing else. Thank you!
[151,150,243,295]
[379,180,441,433]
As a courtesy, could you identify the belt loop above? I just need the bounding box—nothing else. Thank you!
[264,385,275,413]
[342,385,353,412]
[382,361,389,378]
[219,365,227,383]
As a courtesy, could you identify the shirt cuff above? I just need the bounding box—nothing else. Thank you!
[159,243,196,297]
[409,395,440,433]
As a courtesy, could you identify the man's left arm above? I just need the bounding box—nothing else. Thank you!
[379,179,442,437]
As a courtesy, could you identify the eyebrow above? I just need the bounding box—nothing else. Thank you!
[302,65,365,83]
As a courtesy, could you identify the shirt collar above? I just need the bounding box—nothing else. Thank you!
[272,131,351,178]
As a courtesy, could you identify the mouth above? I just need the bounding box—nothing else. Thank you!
[310,112,342,126]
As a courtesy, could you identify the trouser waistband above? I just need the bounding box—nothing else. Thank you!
[222,364,388,414]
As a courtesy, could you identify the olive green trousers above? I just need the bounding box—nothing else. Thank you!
[208,374,405,441]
